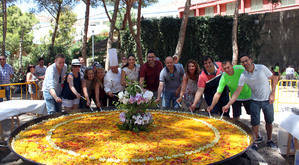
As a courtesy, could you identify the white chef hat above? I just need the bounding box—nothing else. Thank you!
[108,48,118,67]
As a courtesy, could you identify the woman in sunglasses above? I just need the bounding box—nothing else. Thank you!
[61,59,83,112]
[26,65,38,100]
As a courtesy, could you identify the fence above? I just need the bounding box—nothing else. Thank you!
[275,80,299,112]
[0,82,38,100]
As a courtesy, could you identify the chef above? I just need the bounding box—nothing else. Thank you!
[104,48,124,106]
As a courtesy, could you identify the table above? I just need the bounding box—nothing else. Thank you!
[0,100,47,139]
[279,112,299,155]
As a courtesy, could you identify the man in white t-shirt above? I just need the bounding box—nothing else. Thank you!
[223,54,278,150]
[285,65,295,86]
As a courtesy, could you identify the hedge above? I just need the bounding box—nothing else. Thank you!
[120,14,263,66]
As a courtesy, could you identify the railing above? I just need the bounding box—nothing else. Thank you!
[0,82,38,100]
[275,79,299,112]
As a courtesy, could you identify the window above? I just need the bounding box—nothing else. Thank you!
[281,0,295,6]
[251,0,263,11]
[226,2,236,15]
[189,10,195,17]
[205,7,214,17]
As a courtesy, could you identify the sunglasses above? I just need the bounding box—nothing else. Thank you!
[72,65,81,68]
[0,59,5,61]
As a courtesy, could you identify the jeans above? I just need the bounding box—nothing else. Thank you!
[162,91,179,109]
[0,86,10,102]
[250,100,274,126]
[43,91,62,115]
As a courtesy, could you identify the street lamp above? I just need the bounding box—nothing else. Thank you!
[92,30,94,62]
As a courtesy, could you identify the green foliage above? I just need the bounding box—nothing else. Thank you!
[121,14,263,65]
[52,8,77,48]
[0,5,38,66]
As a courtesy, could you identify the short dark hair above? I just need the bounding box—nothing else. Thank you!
[221,59,232,65]
[147,50,155,55]
[202,56,213,65]
[239,53,251,59]
[38,57,44,61]
[55,54,65,59]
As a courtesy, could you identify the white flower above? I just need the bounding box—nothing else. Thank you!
[143,90,153,101]
[123,98,129,104]
[118,91,124,99]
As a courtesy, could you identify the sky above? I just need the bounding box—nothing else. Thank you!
[15,0,185,43]
[16,0,184,20]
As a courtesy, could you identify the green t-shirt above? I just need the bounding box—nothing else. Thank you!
[217,65,251,100]
[274,66,279,72]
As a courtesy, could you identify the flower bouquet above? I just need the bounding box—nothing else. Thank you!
[117,81,155,132]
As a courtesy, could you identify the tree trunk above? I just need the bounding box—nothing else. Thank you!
[19,30,24,70]
[50,2,62,57]
[232,0,240,65]
[173,0,191,59]
[82,0,90,65]
[127,0,144,65]
[135,0,143,65]
[104,0,120,70]
[1,0,7,57]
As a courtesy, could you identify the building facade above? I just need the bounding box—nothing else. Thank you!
[178,0,299,17]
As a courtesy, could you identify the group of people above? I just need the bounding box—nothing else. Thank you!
[1,49,279,150]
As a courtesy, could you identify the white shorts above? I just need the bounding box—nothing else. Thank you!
[62,98,80,108]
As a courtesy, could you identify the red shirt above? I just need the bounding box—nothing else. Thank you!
[140,60,163,91]
[197,62,223,88]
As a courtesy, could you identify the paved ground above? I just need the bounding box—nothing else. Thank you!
[0,86,298,165]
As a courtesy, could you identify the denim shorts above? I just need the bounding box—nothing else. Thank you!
[250,100,274,126]
[232,100,251,118]
[43,91,62,115]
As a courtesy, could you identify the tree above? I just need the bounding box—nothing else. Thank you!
[82,0,99,65]
[36,0,78,57]
[232,0,240,65]
[124,0,157,65]
[52,8,77,48]
[173,0,191,59]
[1,0,15,56]
[126,0,143,65]
[1,0,7,57]
[0,5,37,68]
[82,0,90,65]
[103,0,120,70]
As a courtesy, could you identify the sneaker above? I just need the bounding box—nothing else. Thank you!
[267,140,278,149]
[254,136,263,144]
[251,143,259,150]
